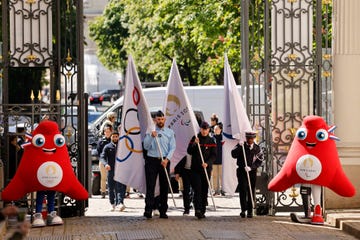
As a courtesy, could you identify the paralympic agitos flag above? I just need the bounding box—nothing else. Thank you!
[164,59,200,169]
[222,54,252,195]
[114,56,154,194]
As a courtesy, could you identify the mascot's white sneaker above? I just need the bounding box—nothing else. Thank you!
[32,213,46,228]
[311,204,324,225]
[47,211,64,226]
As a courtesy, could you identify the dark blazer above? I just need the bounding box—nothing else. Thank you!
[187,133,217,172]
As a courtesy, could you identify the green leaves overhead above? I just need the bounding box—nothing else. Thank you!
[89,0,242,85]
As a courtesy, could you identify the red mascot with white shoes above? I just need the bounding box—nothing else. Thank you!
[1,120,88,227]
[268,115,355,224]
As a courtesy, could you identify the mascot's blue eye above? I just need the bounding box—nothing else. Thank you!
[54,134,65,147]
[296,128,307,140]
[32,134,45,147]
[316,129,328,141]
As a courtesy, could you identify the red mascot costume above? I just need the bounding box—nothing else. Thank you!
[268,115,355,224]
[1,120,88,227]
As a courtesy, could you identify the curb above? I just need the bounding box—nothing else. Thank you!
[341,220,360,239]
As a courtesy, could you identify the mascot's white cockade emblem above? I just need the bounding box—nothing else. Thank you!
[37,161,63,188]
[296,154,322,181]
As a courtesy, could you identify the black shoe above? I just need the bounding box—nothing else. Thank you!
[101,192,106,199]
[240,212,246,218]
[143,211,152,219]
[159,213,168,219]
[195,211,205,219]
[183,209,190,215]
[247,214,253,218]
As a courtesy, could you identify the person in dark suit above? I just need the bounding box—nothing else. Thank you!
[187,121,216,219]
[231,131,263,218]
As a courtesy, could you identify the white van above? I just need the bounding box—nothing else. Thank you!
[88,85,264,139]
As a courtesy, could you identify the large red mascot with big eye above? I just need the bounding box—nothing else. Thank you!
[268,115,355,225]
[1,120,88,227]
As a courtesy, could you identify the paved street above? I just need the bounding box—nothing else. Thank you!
[23,192,357,240]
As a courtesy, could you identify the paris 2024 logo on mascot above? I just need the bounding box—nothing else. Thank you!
[268,115,355,225]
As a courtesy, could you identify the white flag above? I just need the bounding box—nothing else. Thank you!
[114,56,154,194]
[164,59,200,170]
[222,54,252,196]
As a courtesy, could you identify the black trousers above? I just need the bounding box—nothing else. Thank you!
[191,169,210,214]
[181,169,192,211]
[237,167,256,213]
[144,156,170,214]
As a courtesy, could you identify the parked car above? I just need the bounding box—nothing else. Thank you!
[89,92,104,105]
[100,89,120,102]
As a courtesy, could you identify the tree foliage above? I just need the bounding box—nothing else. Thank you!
[89,0,242,85]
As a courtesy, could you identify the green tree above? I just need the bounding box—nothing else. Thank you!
[89,1,129,72]
[89,0,242,86]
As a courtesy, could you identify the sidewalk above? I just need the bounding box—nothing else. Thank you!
[4,193,360,239]
[326,209,360,238]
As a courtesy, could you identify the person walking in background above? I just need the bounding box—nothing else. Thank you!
[97,124,113,198]
[231,131,263,218]
[100,131,126,211]
[143,110,176,219]
[187,121,216,219]
[209,113,219,136]
[99,112,116,136]
[212,124,225,196]
[174,154,193,215]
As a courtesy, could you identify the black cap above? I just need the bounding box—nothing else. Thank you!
[245,131,256,138]
[200,121,210,129]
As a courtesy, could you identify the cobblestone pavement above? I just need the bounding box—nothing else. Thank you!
[24,193,357,240]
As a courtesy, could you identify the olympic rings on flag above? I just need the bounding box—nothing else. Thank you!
[132,87,140,105]
[116,135,134,162]
[117,86,144,162]
[123,108,141,135]
[125,126,142,153]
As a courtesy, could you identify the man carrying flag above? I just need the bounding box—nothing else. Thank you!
[143,110,176,219]
[222,54,262,217]
[164,59,217,215]
[114,56,154,199]
[231,131,263,218]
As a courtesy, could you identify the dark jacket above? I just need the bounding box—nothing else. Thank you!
[99,142,118,172]
[187,133,217,172]
[96,137,111,157]
[213,134,223,165]
[231,142,263,170]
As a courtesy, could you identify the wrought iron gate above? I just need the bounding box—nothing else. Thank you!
[241,0,333,214]
[0,0,88,217]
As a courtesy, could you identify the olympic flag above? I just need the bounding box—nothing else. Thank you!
[222,54,252,195]
[164,59,200,169]
[114,56,154,194]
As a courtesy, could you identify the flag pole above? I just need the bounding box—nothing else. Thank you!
[154,137,177,207]
[196,142,217,211]
[241,144,255,209]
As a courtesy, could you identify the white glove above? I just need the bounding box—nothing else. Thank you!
[244,166,251,172]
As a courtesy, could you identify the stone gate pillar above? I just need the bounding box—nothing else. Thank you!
[325,0,360,208]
